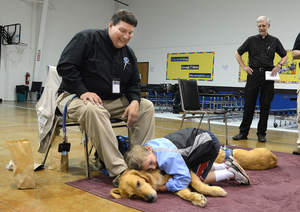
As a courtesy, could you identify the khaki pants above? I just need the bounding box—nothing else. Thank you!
[57,92,155,176]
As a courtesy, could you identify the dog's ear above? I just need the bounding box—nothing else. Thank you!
[110,188,122,199]
[134,170,154,185]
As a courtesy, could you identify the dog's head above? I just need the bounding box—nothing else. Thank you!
[110,169,157,202]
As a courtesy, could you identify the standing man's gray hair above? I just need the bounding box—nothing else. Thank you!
[256,16,270,24]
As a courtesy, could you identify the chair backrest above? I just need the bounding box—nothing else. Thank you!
[178,79,201,111]
[47,65,62,88]
[31,81,42,92]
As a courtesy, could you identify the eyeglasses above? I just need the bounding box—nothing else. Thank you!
[258,24,267,28]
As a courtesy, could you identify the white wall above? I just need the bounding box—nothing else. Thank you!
[128,0,300,90]
[39,0,115,82]
[0,0,114,100]
[0,0,37,100]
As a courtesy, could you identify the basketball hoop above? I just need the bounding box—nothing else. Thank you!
[1,23,22,45]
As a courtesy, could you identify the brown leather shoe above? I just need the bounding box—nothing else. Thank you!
[232,133,248,140]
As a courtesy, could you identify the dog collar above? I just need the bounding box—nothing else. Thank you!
[225,148,233,159]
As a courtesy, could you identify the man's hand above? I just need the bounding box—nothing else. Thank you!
[271,65,281,76]
[292,50,300,60]
[80,92,103,106]
[121,100,139,127]
[235,51,253,75]
[244,66,254,75]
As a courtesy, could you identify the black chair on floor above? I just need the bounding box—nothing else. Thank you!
[178,79,229,145]
[29,81,42,101]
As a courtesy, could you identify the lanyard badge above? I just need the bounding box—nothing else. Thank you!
[112,57,129,94]
[112,79,120,94]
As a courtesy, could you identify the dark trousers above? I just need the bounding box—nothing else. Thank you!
[164,128,220,180]
[239,70,274,136]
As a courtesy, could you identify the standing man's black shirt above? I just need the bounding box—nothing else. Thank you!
[293,33,300,50]
[57,29,141,103]
[237,34,287,68]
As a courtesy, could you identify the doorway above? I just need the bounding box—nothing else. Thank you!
[137,62,149,85]
[137,62,149,97]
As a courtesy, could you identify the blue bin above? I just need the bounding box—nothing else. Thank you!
[17,93,27,102]
[16,85,29,102]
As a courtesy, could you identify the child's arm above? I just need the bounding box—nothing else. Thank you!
[160,153,191,192]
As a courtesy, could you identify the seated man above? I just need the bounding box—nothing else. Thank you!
[56,9,155,181]
[125,128,250,193]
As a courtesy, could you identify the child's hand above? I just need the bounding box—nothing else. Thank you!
[157,185,167,192]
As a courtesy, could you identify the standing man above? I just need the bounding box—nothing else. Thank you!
[233,16,288,142]
[292,33,300,155]
[56,9,155,182]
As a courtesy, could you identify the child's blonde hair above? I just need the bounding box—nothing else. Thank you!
[125,145,151,170]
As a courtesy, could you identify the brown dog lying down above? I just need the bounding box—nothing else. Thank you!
[110,169,227,207]
[215,147,278,170]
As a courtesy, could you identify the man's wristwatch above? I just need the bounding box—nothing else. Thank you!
[277,63,283,68]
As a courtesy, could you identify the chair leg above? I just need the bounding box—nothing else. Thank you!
[40,118,60,166]
[83,131,90,179]
[207,114,211,131]
[180,113,186,129]
[197,113,204,128]
[88,145,93,156]
[224,113,228,146]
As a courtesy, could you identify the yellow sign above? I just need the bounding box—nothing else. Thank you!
[239,50,300,83]
[166,52,215,81]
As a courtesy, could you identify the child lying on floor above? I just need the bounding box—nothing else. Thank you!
[125,127,250,192]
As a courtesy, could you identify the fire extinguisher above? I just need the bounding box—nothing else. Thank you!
[25,72,30,85]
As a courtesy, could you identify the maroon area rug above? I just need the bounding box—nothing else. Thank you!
[66,151,300,212]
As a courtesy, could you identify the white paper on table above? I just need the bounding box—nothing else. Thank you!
[265,71,280,81]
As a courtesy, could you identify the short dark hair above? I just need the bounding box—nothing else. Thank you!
[111,9,138,27]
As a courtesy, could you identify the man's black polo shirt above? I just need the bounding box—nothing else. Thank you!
[57,29,141,103]
[237,34,287,69]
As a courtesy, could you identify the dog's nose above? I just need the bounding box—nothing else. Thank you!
[146,194,157,203]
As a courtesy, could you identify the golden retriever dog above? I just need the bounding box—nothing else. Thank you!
[215,147,278,170]
[110,169,227,207]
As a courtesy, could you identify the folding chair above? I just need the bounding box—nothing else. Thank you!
[40,111,127,178]
[38,66,127,178]
[29,81,42,101]
[178,79,229,145]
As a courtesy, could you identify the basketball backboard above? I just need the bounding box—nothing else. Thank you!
[1,23,21,45]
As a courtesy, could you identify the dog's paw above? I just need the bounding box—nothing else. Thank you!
[211,186,227,197]
[191,193,207,207]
